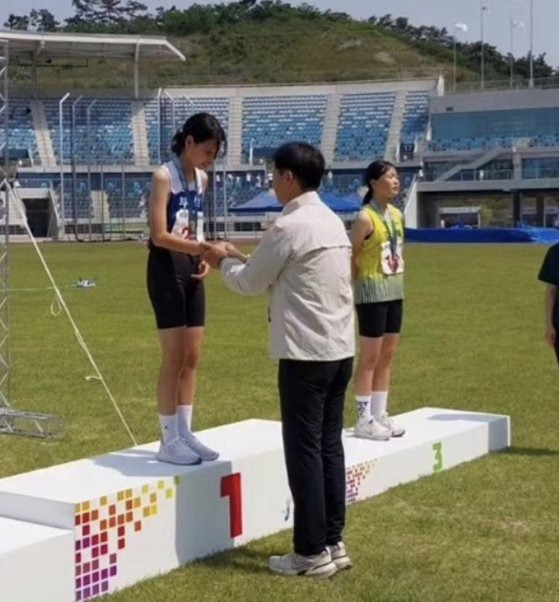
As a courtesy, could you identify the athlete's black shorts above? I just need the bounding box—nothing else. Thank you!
[147,247,205,329]
[355,300,403,338]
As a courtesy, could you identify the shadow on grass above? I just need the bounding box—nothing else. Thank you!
[197,545,272,576]
[499,446,559,456]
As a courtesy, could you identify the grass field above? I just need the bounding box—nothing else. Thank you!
[1,242,558,601]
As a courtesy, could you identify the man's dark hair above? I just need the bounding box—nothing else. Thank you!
[171,112,226,157]
[272,142,325,191]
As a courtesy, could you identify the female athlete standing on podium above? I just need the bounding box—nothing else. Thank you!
[147,112,225,465]
[350,160,406,442]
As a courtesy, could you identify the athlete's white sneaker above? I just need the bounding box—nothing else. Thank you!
[354,417,391,441]
[268,549,337,578]
[327,541,353,571]
[181,431,219,462]
[156,438,201,465]
[377,414,406,437]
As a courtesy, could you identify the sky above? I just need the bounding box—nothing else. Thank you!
[0,0,557,67]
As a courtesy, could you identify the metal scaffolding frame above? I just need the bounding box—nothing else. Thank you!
[0,38,60,438]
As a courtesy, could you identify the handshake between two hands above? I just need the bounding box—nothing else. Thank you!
[200,241,248,269]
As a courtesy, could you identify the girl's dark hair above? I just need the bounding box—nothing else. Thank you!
[362,160,396,205]
[171,112,226,157]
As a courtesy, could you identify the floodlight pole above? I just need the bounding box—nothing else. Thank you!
[182,95,194,121]
[71,95,83,240]
[162,90,175,141]
[0,38,11,412]
[529,0,534,88]
[59,92,71,239]
[134,42,140,100]
[510,18,514,89]
[480,2,487,90]
[156,87,162,165]
[86,99,98,240]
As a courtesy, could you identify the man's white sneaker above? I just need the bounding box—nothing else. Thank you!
[268,549,337,578]
[181,431,219,462]
[156,438,201,465]
[354,417,391,441]
[327,541,353,571]
[377,414,406,437]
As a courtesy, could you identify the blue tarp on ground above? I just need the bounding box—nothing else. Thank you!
[405,227,559,244]
[230,190,361,214]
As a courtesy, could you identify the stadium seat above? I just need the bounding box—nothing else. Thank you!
[334,92,396,161]
[241,95,327,163]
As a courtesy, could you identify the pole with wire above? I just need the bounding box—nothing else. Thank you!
[509,18,524,89]
[70,95,83,241]
[529,0,534,88]
[58,92,70,239]
[86,99,97,241]
[480,3,488,90]
[453,23,468,92]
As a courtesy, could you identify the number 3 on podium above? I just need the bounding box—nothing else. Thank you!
[432,442,443,472]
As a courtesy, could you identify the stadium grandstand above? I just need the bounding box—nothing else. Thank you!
[2,30,559,240]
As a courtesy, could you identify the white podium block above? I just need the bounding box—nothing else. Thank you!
[344,407,510,503]
[0,419,291,601]
[0,409,510,602]
[0,516,74,602]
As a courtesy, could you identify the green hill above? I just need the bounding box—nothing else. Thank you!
[15,19,472,92]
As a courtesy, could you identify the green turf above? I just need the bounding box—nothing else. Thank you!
[1,242,558,601]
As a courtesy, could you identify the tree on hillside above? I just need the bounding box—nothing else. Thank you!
[121,0,148,21]
[95,0,127,26]
[66,0,129,28]
[4,14,30,30]
[72,0,97,21]
[29,9,59,31]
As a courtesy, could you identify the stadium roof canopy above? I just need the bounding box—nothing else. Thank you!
[0,30,186,96]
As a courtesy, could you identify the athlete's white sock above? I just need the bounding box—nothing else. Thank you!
[356,395,372,421]
[177,405,193,436]
[159,414,178,443]
[370,391,388,419]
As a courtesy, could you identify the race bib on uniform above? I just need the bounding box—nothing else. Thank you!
[171,208,191,239]
[380,241,404,275]
[169,194,204,241]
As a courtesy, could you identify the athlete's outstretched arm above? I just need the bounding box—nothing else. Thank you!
[218,225,290,296]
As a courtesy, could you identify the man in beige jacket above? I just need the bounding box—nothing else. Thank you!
[204,142,354,578]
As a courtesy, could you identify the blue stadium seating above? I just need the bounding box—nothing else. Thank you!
[334,92,395,161]
[18,174,92,218]
[529,134,559,148]
[242,95,327,162]
[103,176,150,219]
[400,91,430,144]
[43,97,134,165]
[144,97,230,165]
[429,106,559,153]
[1,99,40,164]
[428,136,514,152]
